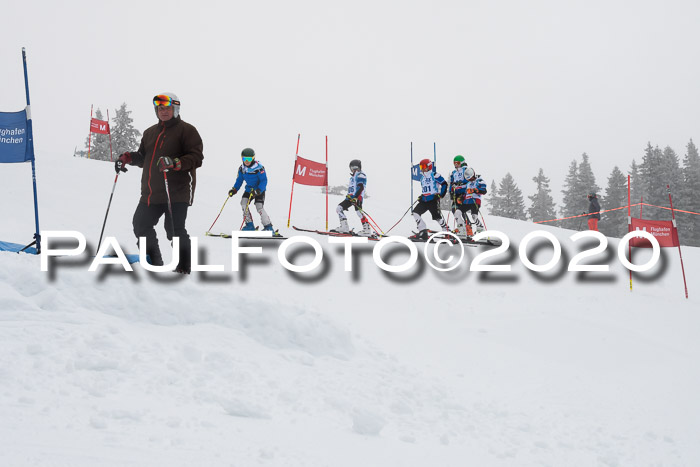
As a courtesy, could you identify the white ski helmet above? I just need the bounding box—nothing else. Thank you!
[464,167,475,180]
[153,92,180,118]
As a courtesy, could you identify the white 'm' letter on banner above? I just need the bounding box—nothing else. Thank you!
[41,231,87,271]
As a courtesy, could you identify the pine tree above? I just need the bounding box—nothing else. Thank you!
[679,139,700,246]
[638,142,666,209]
[629,159,641,208]
[661,146,683,204]
[560,160,585,229]
[488,179,498,215]
[600,166,628,238]
[83,108,111,161]
[491,173,526,220]
[111,103,141,157]
[577,152,601,197]
[527,168,557,222]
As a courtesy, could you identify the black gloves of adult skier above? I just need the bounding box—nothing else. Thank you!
[345,195,358,205]
[253,188,263,197]
[228,187,238,197]
[157,156,181,173]
[115,152,132,173]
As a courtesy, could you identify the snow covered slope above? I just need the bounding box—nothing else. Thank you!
[1,155,699,466]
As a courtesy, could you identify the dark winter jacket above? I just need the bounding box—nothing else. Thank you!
[129,116,204,205]
[588,197,601,220]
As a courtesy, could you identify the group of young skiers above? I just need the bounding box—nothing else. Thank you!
[225,150,489,242]
[114,92,490,273]
[408,155,487,240]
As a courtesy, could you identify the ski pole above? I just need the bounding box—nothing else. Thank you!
[206,195,231,234]
[97,172,120,252]
[355,205,385,236]
[163,171,176,239]
[239,191,255,230]
[479,210,488,230]
[384,199,419,235]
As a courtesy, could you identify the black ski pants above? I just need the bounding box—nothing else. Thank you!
[132,201,191,269]
[414,198,442,220]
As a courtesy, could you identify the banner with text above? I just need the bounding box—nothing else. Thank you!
[90,118,110,135]
[293,156,327,186]
[629,217,680,248]
[0,110,32,163]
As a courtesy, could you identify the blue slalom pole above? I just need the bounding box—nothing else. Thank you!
[410,142,413,213]
[433,142,436,172]
[22,47,41,254]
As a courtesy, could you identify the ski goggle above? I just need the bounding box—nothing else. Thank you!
[242,156,255,163]
[350,165,360,171]
[153,95,180,107]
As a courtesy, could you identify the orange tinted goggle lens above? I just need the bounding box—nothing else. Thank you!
[153,95,179,107]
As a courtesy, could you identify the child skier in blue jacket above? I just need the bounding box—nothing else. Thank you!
[228,148,279,234]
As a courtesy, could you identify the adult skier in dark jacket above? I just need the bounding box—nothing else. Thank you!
[587,193,601,231]
[114,92,204,274]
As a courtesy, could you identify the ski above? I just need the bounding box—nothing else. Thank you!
[425,229,503,247]
[292,226,383,241]
[205,231,287,240]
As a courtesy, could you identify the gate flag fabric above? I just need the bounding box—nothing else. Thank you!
[410,164,421,181]
[293,156,328,186]
[629,218,680,248]
[286,134,329,229]
[90,118,110,135]
[0,110,32,163]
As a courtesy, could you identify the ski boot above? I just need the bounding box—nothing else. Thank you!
[242,221,256,231]
[263,224,283,237]
[409,229,430,241]
[357,221,373,237]
[330,219,350,234]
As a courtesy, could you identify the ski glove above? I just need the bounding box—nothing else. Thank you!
[115,152,132,173]
[228,187,238,197]
[253,188,263,196]
[157,156,181,173]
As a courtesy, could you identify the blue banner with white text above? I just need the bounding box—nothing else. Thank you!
[411,163,421,181]
[0,110,32,163]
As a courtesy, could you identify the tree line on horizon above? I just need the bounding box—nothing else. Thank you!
[488,141,700,246]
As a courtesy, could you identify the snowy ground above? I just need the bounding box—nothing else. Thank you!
[1,155,699,466]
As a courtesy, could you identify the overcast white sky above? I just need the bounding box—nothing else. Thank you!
[2,0,699,207]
